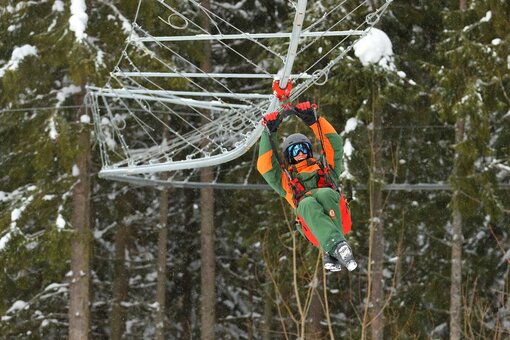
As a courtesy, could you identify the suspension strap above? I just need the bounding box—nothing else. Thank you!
[314,109,341,192]
[314,110,352,234]
[266,128,293,183]
[266,79,296,186]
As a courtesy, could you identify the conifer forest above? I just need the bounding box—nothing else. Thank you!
[1,0,510,339]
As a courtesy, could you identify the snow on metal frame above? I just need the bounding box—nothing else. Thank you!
[89,0,393,184]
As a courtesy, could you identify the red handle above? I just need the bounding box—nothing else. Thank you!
[272,79,293,100]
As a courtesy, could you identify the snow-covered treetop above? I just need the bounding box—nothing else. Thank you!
[0,44,38,78]
[353,28,394,70]
[69,0,88,42]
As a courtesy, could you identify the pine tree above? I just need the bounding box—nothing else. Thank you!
[0,0,148,337]
[309,1,458,338]
[432,0,510,337]
[2,1,508,338]
[0,1,83,336]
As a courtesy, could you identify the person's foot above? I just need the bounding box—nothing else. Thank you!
[324,253,341,272]
[331,241,357,271]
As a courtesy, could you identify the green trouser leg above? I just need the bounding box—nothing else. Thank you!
[295,188,345,253]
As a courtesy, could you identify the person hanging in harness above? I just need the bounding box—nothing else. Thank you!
[257,95,357,272]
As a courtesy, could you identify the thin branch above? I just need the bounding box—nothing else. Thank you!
[322,253,336,340]
[488,223,510,265]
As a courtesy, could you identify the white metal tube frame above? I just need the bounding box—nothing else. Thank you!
[129,30,366,43]
[98,0,308,178]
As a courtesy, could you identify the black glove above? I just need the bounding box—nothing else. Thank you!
[262,111,282,133]
[294,101,317,126]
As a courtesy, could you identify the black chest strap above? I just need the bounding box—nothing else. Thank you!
[288,159,336,206]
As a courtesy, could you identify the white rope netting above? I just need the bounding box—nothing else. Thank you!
[88,0,392,187]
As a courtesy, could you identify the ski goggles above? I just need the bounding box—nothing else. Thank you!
[287,142,311,158]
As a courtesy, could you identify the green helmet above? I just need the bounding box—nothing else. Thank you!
[282,133,313,164]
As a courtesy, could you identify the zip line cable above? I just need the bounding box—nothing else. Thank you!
[0,105,85,113]
[0,105,458,130]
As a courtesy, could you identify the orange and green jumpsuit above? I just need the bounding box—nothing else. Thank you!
[257,117,350,254]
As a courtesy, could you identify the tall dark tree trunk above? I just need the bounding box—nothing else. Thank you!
[69,93,92,339]
[365,84,385,340]
[369,186,384,340]
[262,274,273,340]
[199,0,216,339]
[450,118,465,340]
[200,168,216,340]
[180,251,194,338]
[450,208,463,340]
[449,3,467,338]
[306,279,324,339]
[155,188,169,340]
[367,0,378,11]
[177,193,196,338]
[111,222,129,340]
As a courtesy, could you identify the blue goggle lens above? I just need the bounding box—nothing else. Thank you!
[288,142,310,158]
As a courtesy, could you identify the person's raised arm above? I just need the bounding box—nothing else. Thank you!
[294,102,344,177]
[257,112,286,196]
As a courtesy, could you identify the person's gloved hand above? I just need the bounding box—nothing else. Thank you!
[262,111,282,133]
[294,101,317,126]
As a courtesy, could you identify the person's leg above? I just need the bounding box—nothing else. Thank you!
[296,196,345,253]
[314,188,343,233]
[324,253,342,272]
[313,188,357,271]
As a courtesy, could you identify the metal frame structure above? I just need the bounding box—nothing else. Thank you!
[89,0,394,186]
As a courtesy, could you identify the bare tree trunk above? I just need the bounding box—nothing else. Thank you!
[200,167,216,340]
[367,0,378,11]
[450,118,465,340]
[450,208,463,340]
[306,280,324,339]
[155,188,169,340]
[180,251,194,338]
[364,84,385,340]
[199,1,216,338]
[506,273,510,339]
[69,118,92,340]
[177,193,195,338]
[262,273,273,340]
[449,5,466,338]
[369,189,384,340]
[111,222,129,340]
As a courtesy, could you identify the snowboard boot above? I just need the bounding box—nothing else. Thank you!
[324,253,342,272]
[331,241,357,271]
